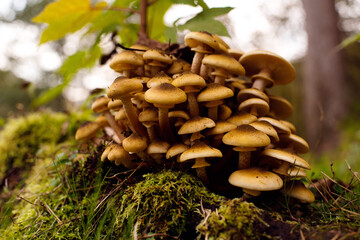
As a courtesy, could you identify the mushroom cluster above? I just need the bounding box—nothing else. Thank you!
[76,31,314,203]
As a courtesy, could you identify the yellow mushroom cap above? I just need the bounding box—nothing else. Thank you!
[75,121,100,141]
[261,148,311,170]
[202,54,245,76]
[179,141,222,162]
[239,50,296,85]
[197,83,234,102]
[172,72,206,92]
[92,96,110,113]
[283,181,315,203]
[107,77,143,99]
[268,95,293,119]
[144,82,187,108]
[109,50,144,72]
[222,124,271,148]
[122,133,148,153]
[185,31,220,53]
[166,143,189,159]
[143,49,173,67]
[178,116,215,135]
[229,167,283,191]
[227,112,257,126]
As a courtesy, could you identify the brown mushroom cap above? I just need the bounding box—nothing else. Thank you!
[95,114,109,127]
[144,82,187,108]
[107,144,135,167]
[283,181,315,203]
[197,83,234,102]
[249,121,279,143]
[109,50,144,72]
[178,116,215,135]
[257,117,291,134]
[228,48,245,60]
[179,141,222,162]
[205,121,237,136]
[238,98,270,117]
[202,54,245,76]
[280,120,296,133]
[166,143,189,159]
[229,167,283,191]
[227,112,257,126]
[172,72,207,92]
[108,99,123,111]
[146,72,172,88]
[237,88,269,103]
[143,49,173,67]
[184,31,220,53]
[278,133,310,154]
[147,140,170,155]
[218,104,233,121]
[167,59,191,75]
[239,50,296,85]
[122,132,148,153]
[75,121,100,141]
[212,34,230,53]
[268,95,293,119]
[92,96,110,113]
[107,77,143,99]
[261,148,311,169]
[222,124,271,148]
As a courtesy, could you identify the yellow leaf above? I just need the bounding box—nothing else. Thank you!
[32,0,107,44]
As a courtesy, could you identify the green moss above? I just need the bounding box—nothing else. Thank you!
[0,111,67,179]
[196,199,266,240]
[116,170,224,238]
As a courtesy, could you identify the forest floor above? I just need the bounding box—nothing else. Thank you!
[0,112,359,239]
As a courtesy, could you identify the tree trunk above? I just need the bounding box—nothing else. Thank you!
[301,0,347,152]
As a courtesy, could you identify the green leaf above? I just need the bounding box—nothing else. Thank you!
[32,46,101,108]
[164,26,178,43]
[147,0,173,42]
[170,0,208,8]
[118,23,140,47]
[32,0,107,44]
[177,7,234,37]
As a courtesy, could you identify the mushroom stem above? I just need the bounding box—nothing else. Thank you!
[252,79,267,92]
[104,111,126,142]
[187,92,199,117]
[199,62,209,80]
[191,52,205,74]
[158,107,175,143]
[123,70,131,78]
[238,151,251,170]
[214,75,226,86]
[121,97,148,138]
[208,106,218,121]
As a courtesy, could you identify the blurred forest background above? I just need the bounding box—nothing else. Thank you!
[0,0,359,157]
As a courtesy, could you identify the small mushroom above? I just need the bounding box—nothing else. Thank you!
[75,121,101,141]
[109,50,144,77]
[283,180,315,203]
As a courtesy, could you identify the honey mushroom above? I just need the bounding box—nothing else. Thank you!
[107,77,148,139]
[109,50,144,78]
[143,49,173,77]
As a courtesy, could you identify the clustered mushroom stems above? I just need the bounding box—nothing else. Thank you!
[76,31,314,203]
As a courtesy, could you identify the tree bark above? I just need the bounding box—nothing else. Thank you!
[301,0,347,152]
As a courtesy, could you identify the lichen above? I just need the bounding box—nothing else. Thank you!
[116,170,225,239]
[196,199,266,240]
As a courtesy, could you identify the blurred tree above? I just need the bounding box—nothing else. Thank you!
[302,0,347,152]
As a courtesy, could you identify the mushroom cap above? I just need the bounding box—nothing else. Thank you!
[147,140,170,154]
[202,54,245,76]
[179,141,222,162]
[122,133,148,153]
[144,82,187,108]
[268,95,293,119]
[273,165,307,178]
[229,167,283,191]
[166,143,189,159]
[146,72,172,88]
[283,181,315,203]
[95,114,109,127]
[129,44,150,56]
[108,144,133,165]
[257,117,291,134]
[212,34,230,53]
[167,59,191,75]
[107,77,143,99]
[139,108,158,123]
[108,99,123,110]
[92,96,110,113]
[278,133,309,154]
[197,83,234,102]
[178,116,215,135]
[239,50,296,85]
[75,121,100,141]
[205,121,237,136]
[184,31,220,53]
[228,48,245,60]
[172,72,206,92]
[222,124,271,148]
[249,121,279,143]
[280,120,296,133]
[218,104,232,121]
[143,49,173,67]
[227,112,257,126]
[237,88,269,103]
[261,148,311,169]
[109,50,144,72]
[101,144,116,162]
[238,98,270,117]
[168,110,190,121]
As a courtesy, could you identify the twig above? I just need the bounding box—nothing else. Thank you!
[42,202,63,225]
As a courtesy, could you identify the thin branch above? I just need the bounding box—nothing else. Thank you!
[139,0,148,38]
